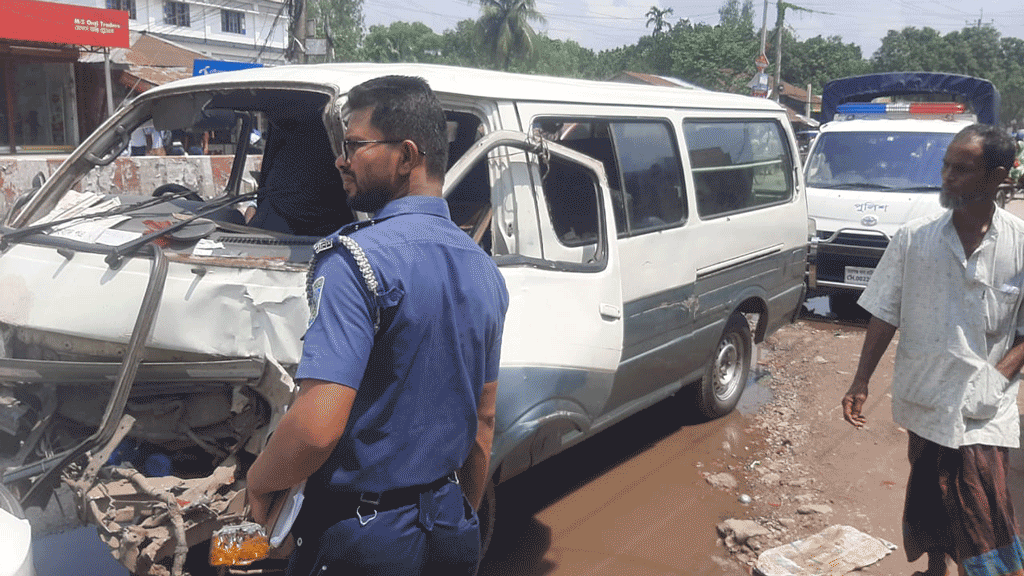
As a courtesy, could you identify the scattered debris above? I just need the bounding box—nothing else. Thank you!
[754,524,896,576]
[706,472,738,490]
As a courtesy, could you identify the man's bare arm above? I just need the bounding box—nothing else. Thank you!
[996,333,1024,381]
[245,379,356,523]
[842,316,897,428]
[459,380,497,510]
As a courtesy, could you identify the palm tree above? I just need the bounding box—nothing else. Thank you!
[645,6,673,37]
[477,0,546,71]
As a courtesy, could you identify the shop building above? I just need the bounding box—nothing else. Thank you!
[0,0,289,155]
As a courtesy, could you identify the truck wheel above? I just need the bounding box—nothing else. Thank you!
[698,313,751,419]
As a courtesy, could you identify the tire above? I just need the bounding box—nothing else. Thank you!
[698,313,751,419]
[477,479,496,561]
[0,484,25,519]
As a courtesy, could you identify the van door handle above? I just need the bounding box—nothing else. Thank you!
[599,303,622,319]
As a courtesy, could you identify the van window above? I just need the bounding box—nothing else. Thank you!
[532,118,687,236]
[444,112,493,253]
[683,120,793,218]
[610,123,687,232]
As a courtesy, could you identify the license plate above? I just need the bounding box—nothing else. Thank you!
[844,266,874,286]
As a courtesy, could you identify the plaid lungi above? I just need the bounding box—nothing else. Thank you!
[904,431,1024,576]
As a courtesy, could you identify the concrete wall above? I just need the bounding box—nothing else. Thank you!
[0,154,261,221]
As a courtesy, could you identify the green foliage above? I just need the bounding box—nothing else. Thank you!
[361,21,443,63]
[872,25,1024,125]
[664,18,759,91]
[782,35,869,94]
[342,0,1024,126]
[476,0,547,71]
[307,0,363,61]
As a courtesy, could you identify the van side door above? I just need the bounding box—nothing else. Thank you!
[443,131,625,478]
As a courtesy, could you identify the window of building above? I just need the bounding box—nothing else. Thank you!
[683,119,793,219]
[164,1,190,27]
[221,10,246,34]
[106,0,136,19]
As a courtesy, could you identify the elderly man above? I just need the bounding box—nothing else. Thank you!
[843,123,1024,576]
[245,76,509,575]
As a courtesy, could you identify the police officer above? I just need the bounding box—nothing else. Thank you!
[245,75,509,575]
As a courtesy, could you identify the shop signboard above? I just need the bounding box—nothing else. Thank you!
[193,60,264,76]
[0,0,129,48]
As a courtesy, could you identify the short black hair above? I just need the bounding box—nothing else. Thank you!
[345,76,448,179]
[953,124,1015,174]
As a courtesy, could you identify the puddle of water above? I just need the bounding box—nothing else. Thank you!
[736,344,775,416]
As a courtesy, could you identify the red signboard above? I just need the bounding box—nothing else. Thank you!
[0,0,130,49]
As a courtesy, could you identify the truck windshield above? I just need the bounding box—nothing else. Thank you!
[805,131,954,191]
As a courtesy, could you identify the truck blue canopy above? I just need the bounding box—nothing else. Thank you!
[822,73,1000,125]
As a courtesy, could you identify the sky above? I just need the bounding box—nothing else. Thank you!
[361,0,1024,60]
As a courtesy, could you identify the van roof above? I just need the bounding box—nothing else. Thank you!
[152,62,787,113]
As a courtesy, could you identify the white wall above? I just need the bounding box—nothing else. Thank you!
[51,0,289,64]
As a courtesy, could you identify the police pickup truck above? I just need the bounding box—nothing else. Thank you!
[804,72,1000,317]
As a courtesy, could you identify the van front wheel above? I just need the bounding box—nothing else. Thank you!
[698,313,751,418]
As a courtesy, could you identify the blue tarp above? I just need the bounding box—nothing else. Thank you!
[821,73,1000,125]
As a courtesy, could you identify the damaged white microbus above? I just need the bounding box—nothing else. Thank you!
[0,63,808,574]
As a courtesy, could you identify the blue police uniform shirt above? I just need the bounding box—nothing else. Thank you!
[296,195,509,494]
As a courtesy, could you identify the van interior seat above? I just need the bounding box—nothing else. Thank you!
[247,110,354,237]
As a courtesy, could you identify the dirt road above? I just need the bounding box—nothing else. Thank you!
[727,294,1024,573]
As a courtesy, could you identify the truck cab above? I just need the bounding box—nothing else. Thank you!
[805,73,1000,316]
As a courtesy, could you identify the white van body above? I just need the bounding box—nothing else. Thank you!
[0,63,807,572]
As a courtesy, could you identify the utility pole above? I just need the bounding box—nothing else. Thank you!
[771,2,819,102]
[288,0,307,63]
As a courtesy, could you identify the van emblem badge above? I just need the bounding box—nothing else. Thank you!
[861,215,878,227]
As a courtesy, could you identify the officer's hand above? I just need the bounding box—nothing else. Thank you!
[247,489,274,525]
[842,380,869,428]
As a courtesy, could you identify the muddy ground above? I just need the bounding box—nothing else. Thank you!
[713,312,1024,576]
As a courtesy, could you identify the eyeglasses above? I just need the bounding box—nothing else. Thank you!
[341,139,427,161]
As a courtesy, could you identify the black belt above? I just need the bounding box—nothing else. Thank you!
[311,472,458,524]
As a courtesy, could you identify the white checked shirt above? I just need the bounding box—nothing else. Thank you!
[858,208,1024,449]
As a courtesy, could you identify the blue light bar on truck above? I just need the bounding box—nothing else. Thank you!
[836,102,966,116]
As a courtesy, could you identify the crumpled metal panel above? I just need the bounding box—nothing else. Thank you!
[0,243,308,365]
[84,465,244,576]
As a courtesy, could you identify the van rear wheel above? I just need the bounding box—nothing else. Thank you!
[698,313,751,419]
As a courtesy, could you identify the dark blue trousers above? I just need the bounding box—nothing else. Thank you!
[286,481,480,576]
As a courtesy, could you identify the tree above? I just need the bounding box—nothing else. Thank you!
[441,19,488,67]
[476,0,547,70]
[645,6,673,37]
[871,27,952,72]
[782,35,869,95]
[872,24,1024,125]
[361,22,444,63]
[665,19,759,91]
[307,0,364,61]
[717,0,754,31]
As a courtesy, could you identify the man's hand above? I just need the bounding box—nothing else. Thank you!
[842,380,869,427]
[247,488,275,525]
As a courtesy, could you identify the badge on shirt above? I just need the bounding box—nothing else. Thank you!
[308,276,325,328]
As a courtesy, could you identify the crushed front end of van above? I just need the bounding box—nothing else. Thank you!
[805,73,999,315]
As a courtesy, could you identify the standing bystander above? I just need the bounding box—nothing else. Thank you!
[244,75,509,575]
[842,123,1024,576]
